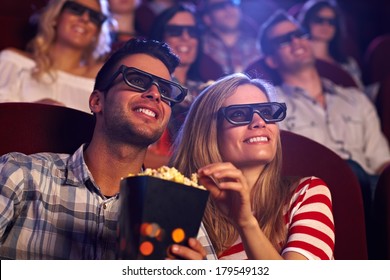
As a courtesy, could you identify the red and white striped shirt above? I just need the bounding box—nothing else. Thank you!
[219,176,335,260]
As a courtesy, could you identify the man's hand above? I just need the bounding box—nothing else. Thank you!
[166,238,207,260]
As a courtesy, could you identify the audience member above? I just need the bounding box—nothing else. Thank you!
[297,0,379,101]
[0,0,111,113]
[198,0,260,75]
[0,38,214,260]
[170,73,335,260]
[108,0,141,48]
[146,3,221,168]
[135,0,177,37]
[258,10,390,232]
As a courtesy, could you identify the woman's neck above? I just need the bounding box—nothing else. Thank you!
[49,44,90,75]
[173,65,190,85]
[310,40,335,63]
[112,13,136,34]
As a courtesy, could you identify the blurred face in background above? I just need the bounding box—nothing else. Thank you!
[164,11,198,67]
[56,0,103,49]
[265,20,315,73]
[204,0,241,33]
[309,6,337,43]
[109,0,140,14]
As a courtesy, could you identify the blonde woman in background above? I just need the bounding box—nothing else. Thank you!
[0,0,111,113]
[170,73,335,259]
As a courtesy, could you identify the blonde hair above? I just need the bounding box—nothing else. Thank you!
[170,73,297,255]
[27,0,111,81]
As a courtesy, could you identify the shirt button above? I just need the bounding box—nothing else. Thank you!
[103,203,107,209]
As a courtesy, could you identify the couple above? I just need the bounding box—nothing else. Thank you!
[0,38,334,260]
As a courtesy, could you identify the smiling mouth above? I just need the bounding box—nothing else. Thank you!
[136,108,157,118]
[245,136,269,143]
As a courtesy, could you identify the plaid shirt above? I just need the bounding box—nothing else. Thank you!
[0,145,216,260]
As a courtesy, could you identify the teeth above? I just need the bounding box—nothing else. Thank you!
[136,108,156,118]
[177,46,190,53]
[246,136,268,143]
[74,26,86,34]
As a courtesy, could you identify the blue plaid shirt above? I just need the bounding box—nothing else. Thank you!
[0,145,216,259]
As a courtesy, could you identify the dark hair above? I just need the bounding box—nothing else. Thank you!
[258,10,300,56]
[297,0,348,63]
[149,3,205,82]
[94,38,180,91]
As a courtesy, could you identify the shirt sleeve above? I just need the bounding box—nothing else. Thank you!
[282,176,335,260]
[0,153,26,240]
[0,50,24,102]
[196,222,217,260]
[358,91,390,173]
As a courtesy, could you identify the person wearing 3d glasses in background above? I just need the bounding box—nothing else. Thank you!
[0,0,111,113]
[258,10,390,252]
[170,73,335,259]
[198,0,260,75]
[0,38,215,260]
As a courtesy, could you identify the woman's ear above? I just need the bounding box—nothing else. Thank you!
[89,90,103,114]
[264,55,278,70]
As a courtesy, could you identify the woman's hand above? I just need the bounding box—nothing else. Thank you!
[198,162,254,228]
[166,238,206,260]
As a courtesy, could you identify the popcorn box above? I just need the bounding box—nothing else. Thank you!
[117,175,209,260]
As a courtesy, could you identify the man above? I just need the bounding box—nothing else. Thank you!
[258,10,390,245]
[199,0,260,74]
[0,38,213,259]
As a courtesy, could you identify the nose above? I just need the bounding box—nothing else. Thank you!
[181,29,192,40]
[249,112,266,128]
[80,11,91,22]
[141,83,161,103]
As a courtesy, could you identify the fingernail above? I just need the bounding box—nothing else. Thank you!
[171,245,179,252]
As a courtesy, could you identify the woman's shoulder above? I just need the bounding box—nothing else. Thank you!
[85,61,104,79]
[0,47,34,64]
[292,176,331,199]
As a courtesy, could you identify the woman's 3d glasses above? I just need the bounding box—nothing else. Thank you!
[62,1,107,27]
[268,29,310,50]
[311,16,337,26]
[220,102,287,125]
[103,65,188,107]
[165,25,199,38]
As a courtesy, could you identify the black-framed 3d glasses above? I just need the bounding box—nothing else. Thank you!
[268,29,310,50]
[220,102,287,125]
[61,1,107,27]
[311,16,337,26]
[207,0,241,12]
[165,25,199,39]
[103,65,188,106]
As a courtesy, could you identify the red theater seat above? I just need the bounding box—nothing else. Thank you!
[280,130,368,260]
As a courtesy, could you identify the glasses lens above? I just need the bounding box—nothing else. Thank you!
[123,68,186,105]
[270,29,308,48]
[312,16,336,26]
[165,25,198,38]
[125,71,153,91]
[63,1,105,26]
[165,25,183,37]
[225,106,253,124]
[258,103,286,122]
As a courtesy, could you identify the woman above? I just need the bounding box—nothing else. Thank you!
[145,3,221,168]
[108,0,140,49]
[170,73,335,259]
[0,0,111,113]
[298,0,377,97]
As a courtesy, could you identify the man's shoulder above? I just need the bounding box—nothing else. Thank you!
[0,152,71,170]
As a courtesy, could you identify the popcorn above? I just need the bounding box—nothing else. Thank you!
[127,166,205,190]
